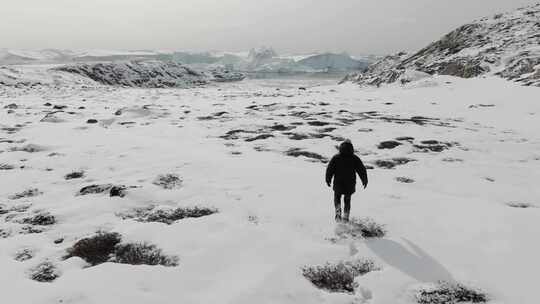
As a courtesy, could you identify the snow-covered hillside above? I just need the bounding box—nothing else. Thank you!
[1,73,539,303]
[0,61,245,88]
[54,61,245,88]
[343,3,540,86]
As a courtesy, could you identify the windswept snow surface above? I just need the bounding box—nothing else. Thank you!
[0,75,539,304]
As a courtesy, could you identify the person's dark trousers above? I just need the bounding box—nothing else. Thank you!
[334,192,351,222]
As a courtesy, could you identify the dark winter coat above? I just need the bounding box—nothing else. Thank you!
[325,141,368,195]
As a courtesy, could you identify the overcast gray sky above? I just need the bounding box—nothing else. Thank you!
[1,0,537,55]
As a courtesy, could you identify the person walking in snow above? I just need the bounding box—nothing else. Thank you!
[325,139,368,222]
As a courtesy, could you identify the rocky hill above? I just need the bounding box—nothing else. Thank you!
[342,3,540,86]
[53,61,210,88]
[0,61,245,88]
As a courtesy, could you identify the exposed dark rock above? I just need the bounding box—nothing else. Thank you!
[358,128,373,132]
[9,188,43,200]
[434,57,488,78]
[40,111,69,123]
[0,163,15,170]
[285,148,328,163]
[9,203,32,213]
[469,103,495,108]
[377,140,403,149]
[496,52,540,86]
[331,135,346,142]
[413,140,456,152]
[153,174,182,189]
[65,171,85,180]
[319,127,337,133]
[335,118,358,125]
[0,228,12,238]
[109,186,127,198]
[507,202,536,209]
[245,134,274,142]
[65,232,122,266]
[198,111,229,120]
[396,177,415,183]
[396,136,415,142]
[354,111,453,128]
[20,212,56,226]
[78,184,114,195]
[86,119,98,124]
[420,140,440,144]
[253,145,270,152]
[268,124,295,131]
[9,144,47,153]
[442,157,464,162]
[220,129,251,140]
[374,158,416,169]
[1,126,23,134]
[286,133,310,140]
[208,67,245,82]
[307,121,331,126]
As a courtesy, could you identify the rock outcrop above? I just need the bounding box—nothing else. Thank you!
[54,61,209,88]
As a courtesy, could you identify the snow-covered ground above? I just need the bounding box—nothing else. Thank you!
[0,74,539,304]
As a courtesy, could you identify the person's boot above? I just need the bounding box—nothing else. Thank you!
[335,208,342,222]
[343,212,350,222]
